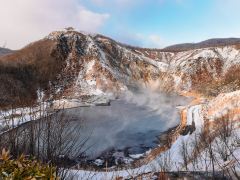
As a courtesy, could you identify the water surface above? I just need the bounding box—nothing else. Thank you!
[64,92,187,159]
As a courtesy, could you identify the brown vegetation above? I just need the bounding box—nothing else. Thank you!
[164,38,240,52]
[196,65,240,97]
[0,105,89,179]
[0,39,67,108]
[0,149,57,179]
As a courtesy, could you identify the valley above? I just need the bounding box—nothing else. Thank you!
[0,29,240,179]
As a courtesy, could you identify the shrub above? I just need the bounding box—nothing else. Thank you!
[0,149,57,179]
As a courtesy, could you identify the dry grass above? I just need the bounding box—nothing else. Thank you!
[0,39,66,108]
[196,66,240,97]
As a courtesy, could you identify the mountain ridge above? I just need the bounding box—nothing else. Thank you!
[0,29,240,108]
[89,34,240,52]
[0,47,13,56]
[163,38,240,52]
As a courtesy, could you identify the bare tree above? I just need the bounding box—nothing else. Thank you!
[0,102,91,179]
[179,139,189,171]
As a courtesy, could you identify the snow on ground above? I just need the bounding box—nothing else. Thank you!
[2,90,239,179]
[192,49,217,59]
[0,102,48,133]
[74,58,106,97]
[4,30,240,178]
[129,153,145,159]
[115,44,169,72]
[67,104,206,179]
[52,95,111,109]
[186,127,240,172]
[163,104,204,169]
[67,90,240,179]
[169,46,240,89]
[86,60,95,74]
[68,162,153,180]
[186,105,203,126]
[207,90,240,121]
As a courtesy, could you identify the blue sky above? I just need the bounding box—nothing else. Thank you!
[0,0,240,49]
[81,0,240,47]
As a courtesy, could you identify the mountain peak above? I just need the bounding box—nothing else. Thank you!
[45,28,99,41]
[1,29,240,108]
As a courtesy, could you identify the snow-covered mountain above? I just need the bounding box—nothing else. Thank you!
[0,47,13,56]
[1,29,240,179]
[0,29,240,107]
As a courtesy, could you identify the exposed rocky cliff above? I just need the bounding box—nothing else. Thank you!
[0,29,240,107]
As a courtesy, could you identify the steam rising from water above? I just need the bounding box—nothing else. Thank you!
[122,88,186,122]
[65,88,188,158]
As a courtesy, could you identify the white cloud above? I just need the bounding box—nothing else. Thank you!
[77,7,110,32]
[90,0,145,8]
[112,32,167,48]
[148,35,165,48]
[91,0,185,7]
[135,34,167,48]
[0,0,110,49]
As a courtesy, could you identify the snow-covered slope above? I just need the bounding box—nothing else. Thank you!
[1,29,240,107]
[207,90,240,121]
[1,29,240,179]
[45,28,240,177]
[44,30,240,105]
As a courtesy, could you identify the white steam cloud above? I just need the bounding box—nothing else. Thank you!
[66,87,188,158]
[121,87,187,127]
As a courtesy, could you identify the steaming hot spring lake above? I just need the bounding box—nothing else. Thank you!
[60,91,188,165]
[6,91,189,167]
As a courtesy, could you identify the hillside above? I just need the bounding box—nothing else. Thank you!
[1,29,240,179]
[0,39,67,107]
[0,29,240,108]
[164,38,240,52]
[0,47,13,56]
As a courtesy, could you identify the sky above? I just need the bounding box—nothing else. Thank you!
[0,0,240,49]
